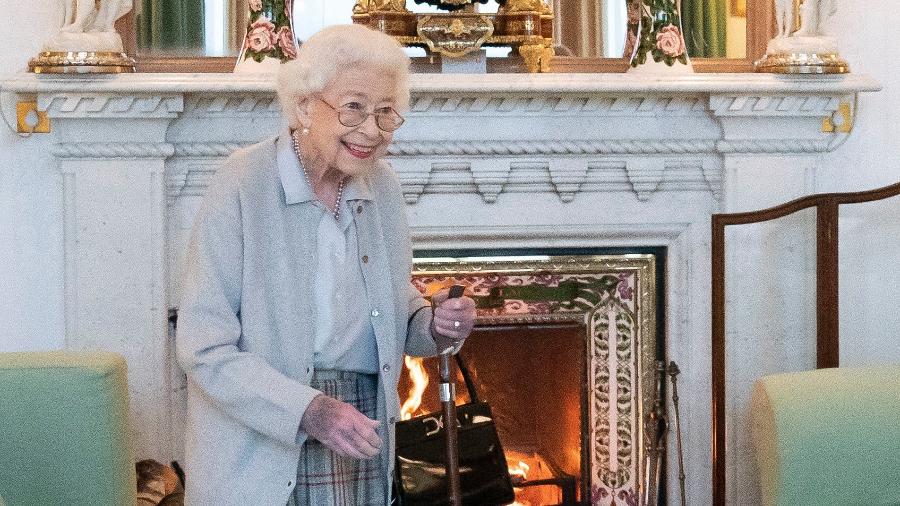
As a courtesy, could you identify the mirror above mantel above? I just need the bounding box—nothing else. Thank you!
[122,0,773,73]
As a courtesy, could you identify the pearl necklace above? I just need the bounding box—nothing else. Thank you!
[291,131,346,222]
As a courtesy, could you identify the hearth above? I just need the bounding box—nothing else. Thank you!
[402,251,664,505]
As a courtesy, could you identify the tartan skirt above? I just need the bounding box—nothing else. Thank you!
[288,370,386,506]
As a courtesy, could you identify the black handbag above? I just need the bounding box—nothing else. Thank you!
[393,354,515,506]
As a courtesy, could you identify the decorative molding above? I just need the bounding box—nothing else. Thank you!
[419,162,479,202]
[51,138,828,163]
[166,161,218,200]
[408,94,707,115]
[709,94,842,117]
[548,159,589,203]
[469,159,509,204]
[52,142,175,159]
[38,93,183,118]
[410,223,692,247]
[182,95,281,116]
[164,156,720,204]
[625,159,666,202]
[3,72,881,96]
[715,138,832,153]
[173,142,249,157]
[388,139,718,156]
[394,158,722,203]
[700,160,724,200]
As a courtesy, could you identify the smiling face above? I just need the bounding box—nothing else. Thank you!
[295,63,401,180]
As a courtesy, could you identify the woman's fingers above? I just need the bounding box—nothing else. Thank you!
[302,395,383,459]
[339,417,381,459]
[432,297,476,339]
[327,421,380,459]
[332,437,367,460]
[356,419,383,451]
[349,431,381,458]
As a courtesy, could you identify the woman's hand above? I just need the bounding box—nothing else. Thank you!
[430,288,477,353]
[300,394,382,459]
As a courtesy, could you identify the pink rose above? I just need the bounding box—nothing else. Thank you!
[655,24,685,57]
[249,0,262,12]
[277,26,297,59]
[246,17,276,53]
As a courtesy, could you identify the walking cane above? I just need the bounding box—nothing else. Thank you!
[437,284,465,506]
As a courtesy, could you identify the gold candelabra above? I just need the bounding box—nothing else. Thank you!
[351,0,554,73]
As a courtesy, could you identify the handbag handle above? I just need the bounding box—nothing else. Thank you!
[454,353,481,404]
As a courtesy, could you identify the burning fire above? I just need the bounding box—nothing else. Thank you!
[505,450,561,506]
[399,356,429,420]
[398,358,572,505]
[508,459,530,482]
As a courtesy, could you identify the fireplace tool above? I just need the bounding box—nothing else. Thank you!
[643,360,686,506]
[668,361,686,505]
[643,361,668,506]
[437,284,465,506]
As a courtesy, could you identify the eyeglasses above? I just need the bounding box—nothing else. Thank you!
[315,97,405,132]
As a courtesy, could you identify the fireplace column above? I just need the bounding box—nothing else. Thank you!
[40,91,183,462]
[708,90,851,504]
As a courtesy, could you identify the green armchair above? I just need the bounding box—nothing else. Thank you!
[0,351,136,506]
[750,365,900,506]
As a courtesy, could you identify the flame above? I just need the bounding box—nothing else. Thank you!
[509,460,530,481]
[422,280,457,297]
[399,356,429,420]
[505,450,561,506]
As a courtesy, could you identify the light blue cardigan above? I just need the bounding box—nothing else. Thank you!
[176,131,437,505]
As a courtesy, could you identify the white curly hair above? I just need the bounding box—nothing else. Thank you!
[277,24,410,129]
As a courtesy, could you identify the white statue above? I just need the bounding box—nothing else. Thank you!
[795,0,837,37]
[774,0,794,38]
[61,0,132,33]
[767,0,839,54]
[44,0,133,53]
[758,0,847,73]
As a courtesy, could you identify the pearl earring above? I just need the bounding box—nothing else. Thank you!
[302,127,309,135]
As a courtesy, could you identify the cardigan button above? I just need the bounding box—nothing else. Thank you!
[357,205,363,214]
[362,255,369,263]
[382,364,390,372]
[371,309,380,317]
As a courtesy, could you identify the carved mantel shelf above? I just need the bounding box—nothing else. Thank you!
[6,71,881,205]
[5,71,880,94]
[3,71,880,503]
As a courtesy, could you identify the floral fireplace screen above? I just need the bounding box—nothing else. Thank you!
[410,253,660,504]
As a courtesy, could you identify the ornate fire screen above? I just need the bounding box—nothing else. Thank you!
[410,253,660,504]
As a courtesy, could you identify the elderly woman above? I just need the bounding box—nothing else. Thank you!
[176,24,476,505]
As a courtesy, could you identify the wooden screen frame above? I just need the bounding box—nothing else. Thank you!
[710,181,900,505]
[118,2,773,73]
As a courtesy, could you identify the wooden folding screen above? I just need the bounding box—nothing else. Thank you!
[710,181,900,505]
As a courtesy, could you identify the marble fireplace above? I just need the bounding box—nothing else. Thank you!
[5,71,879,504]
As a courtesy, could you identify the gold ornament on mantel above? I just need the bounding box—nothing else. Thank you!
[29,0,135,74]
[756,0,849,74]
[352,0,554,73]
